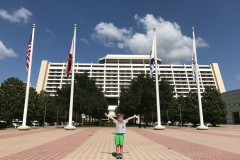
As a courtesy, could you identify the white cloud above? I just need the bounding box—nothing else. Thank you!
[0,7,32,24]
[46,29,56,38]
[80,38,90,45]
[92,22,132,48]
[0,41,17,59]
[92,14,208,64]
[237,75,240,81]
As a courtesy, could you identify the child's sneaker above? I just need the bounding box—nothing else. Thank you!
[119,154,123,159]
[116,154,120,159]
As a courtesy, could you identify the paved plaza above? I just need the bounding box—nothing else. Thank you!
[0,125,240,160]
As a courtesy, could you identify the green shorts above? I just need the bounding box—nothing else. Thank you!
[114,134,124,145]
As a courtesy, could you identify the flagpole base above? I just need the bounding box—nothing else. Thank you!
[64,125,76,130]
[18,126,31,130]
[154,125,165,130]
[197,126,208,130]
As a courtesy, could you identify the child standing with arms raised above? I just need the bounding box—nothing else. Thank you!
[105,113,136,159]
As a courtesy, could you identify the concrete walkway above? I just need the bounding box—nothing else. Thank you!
[0,125,240,160]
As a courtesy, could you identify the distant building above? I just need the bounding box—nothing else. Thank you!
[36,54,225,117]
[221,89,240,124]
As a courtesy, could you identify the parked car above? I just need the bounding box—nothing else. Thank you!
[31,120,39,127]
[12,120,22,128]
[183,122,193,127]
[173,121,179,126]
[0,120,6,123]
[148,122,155,127]
[165,121,171,125]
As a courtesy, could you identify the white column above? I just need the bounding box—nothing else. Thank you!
[118,63,120,97]
[103,63,106,93]
[19,24,36,130]
[153,27,165,130]
[192,27,208,130]
[65,24,77,130]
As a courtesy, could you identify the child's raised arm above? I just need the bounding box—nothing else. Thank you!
[104,113,114,121]
[127,114,137,120]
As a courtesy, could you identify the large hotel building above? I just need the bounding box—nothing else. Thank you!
[36,54,225,116]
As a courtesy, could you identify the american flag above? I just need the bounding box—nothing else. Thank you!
[26,35,32,74]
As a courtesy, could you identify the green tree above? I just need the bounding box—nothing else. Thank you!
[182,92,200,125]
[36,91,58,125]
[74,73,108,120]
[158,78,175,123]
[0,87,3,120]
[167,98,180,124]
[55,83,71,124]
[117,87,136,119]
[26,87,39,122]
[56,72,108,123]
[117,74,156,126]
[0,77,25,124]
[140,74,157,125]
[91,88,108,121]
[202,87,227,126]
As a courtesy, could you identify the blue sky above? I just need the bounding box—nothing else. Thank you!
[0,0,239,91]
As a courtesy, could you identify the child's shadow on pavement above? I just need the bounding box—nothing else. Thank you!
[101,152,129,158]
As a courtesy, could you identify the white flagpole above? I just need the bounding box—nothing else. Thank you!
[153,27,165,130]
[192,27,208,130]
[19,24,36,130]
[65,24,77,130]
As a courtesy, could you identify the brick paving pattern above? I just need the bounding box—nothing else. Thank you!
[63,128,190,160]
[181,129,240,139]
[0,128,98,160]
[146,127,240,155]
[0,125,240,160]
[0,128,87,158]
[0,128,53,139]
[131,128,240,160]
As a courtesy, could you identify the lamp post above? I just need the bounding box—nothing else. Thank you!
[43,93,47,128]
[81,113,86,125]
[65,113,66,125]
[178,104,182,128]
[227,105,231,124]
[76,113,77,126]
[43,102,46,128]
[152,112,153,124]
[167,109,169,127]
[56,108,58,128]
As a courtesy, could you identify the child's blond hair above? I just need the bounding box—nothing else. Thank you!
[117,113,124,118]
